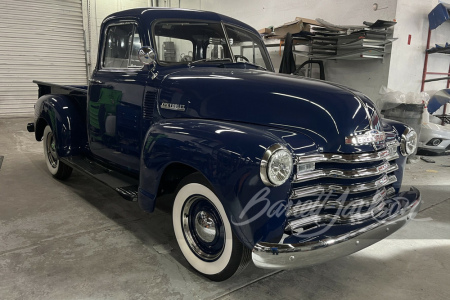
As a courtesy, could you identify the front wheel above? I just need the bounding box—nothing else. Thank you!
[43,125,73,180]
[172,173,251,281]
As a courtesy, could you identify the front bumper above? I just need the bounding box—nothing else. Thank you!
[252,187,421,270]
[418,123,450,154]
[417,144,450,155]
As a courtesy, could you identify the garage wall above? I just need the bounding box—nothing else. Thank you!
[1,1,440,117]
[0,0,87,117]
[200,0,397,101]
[388,0,450,93]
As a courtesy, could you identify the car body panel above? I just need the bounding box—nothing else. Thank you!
[138,119,317,247]
[34,94,87,157]
[157,68,386,153]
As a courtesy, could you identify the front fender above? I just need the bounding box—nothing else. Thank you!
[34,94,87,157]
[138,119,312,248]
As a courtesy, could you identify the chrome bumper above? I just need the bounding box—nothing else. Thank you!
[252,187,421,270]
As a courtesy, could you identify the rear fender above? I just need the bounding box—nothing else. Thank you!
[34,94,87,157]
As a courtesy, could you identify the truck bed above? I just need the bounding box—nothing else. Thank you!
[33,80,88,125]
[33,80,87,98]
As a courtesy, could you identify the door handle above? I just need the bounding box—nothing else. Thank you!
[89,79,103,84]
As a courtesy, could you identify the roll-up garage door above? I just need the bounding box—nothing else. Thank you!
[0,0,87,117]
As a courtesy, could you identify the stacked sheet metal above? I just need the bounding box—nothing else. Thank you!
[264,17,397,60]
[302,19,397,60]
[427,43,450,54]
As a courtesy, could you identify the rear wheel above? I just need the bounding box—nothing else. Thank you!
[172,173,251,281]
[43,125,73,180]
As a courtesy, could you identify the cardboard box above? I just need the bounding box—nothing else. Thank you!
[274,20,303,36]
[274,17,321,36]
[258,28,272,34]
[295,17,321,27]
[295,17,321,33]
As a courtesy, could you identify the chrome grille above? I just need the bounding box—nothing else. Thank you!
[287,187,395,218]
[294,160,398,183]
[286,143,400,233]
[290,174,397,198]
[286,200,387,231]
[295,143,398,164]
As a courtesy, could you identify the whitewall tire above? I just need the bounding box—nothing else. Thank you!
[43,125,73,180]
[172,173,250,281]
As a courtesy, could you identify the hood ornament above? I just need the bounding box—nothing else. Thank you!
[345,129,386,145]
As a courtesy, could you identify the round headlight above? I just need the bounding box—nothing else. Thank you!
[400,127,417,156]
[260,144,293,186]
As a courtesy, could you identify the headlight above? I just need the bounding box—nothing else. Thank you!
[400,127,417,156]
[260,144,293,186]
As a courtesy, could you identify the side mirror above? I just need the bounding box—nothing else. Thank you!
[138,46,158,79]
[138,46,156,65]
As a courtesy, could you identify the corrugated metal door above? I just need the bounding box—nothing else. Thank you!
[0,0,87,117]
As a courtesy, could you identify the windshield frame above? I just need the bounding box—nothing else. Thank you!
[150,19,274,71]
[223,23,274,72]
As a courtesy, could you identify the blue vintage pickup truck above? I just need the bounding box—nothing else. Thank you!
[27,8,421,281]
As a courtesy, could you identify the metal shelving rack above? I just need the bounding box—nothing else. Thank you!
[263,20,396,72]
[420,2,450,122]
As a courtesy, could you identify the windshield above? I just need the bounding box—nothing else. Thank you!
[152,21,272,70]
[224,24,272,70]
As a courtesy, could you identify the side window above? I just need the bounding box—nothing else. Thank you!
[103,23,143,69]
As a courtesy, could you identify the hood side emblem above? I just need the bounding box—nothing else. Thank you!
[345,129,386,145]
[160,102,186,111]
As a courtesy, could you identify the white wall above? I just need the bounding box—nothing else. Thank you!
[200,0,397,101]
[388,0,450,94]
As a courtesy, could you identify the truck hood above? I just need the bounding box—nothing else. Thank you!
[158,68,385,153]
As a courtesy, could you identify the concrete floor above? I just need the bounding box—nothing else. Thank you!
[1,117,449,300]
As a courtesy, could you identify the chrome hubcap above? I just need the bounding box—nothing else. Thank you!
[46,132,58,168]
[181,195,225,261]
[194,211,216,243]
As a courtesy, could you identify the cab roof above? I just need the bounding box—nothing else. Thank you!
[103,8,257,34]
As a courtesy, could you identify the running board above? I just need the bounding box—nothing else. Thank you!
[60,156,139,201]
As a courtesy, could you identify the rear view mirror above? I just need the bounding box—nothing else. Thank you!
[138,46,158,79]
[138,46,156,65]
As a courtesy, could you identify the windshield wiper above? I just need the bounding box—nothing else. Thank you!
[188,58,232,67]
[241,62,267,71]
[218,61,267,71]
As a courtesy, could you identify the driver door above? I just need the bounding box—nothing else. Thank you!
[88,21,148,173]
